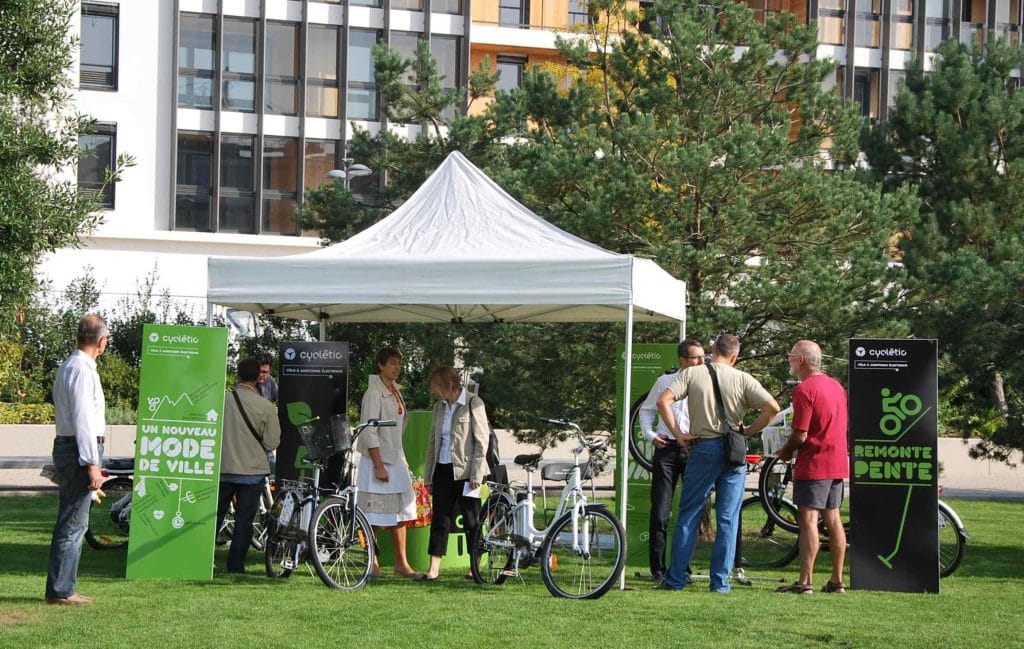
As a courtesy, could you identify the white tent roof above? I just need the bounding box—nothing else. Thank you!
[207,151,686,324]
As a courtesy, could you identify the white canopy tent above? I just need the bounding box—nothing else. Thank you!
[207,151,687,586]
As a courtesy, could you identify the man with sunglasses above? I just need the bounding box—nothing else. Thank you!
[637,339,705,585]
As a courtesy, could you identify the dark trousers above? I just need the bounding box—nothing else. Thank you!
[428,463,480,558]
[649,441,688,578]
[46,437,93,599]
[216,481,262,573]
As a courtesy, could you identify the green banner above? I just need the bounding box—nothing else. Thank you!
[126,324,228,580]
[614,343,679,569]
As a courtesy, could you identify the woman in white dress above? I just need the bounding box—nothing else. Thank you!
[356,347,418,578]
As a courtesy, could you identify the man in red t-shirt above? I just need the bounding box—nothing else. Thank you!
[775,340,849,595]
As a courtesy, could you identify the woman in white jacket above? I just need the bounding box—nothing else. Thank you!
[357,347,418,578]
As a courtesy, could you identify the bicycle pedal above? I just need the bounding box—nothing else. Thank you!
[500,570,518,577]
[283,559,296,570]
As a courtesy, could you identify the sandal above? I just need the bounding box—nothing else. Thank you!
[775,582,813,595]
[823,580,847,594]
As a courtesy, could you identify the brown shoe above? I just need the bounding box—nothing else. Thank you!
[46,593,93,605]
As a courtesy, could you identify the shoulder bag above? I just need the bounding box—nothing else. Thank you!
[706,364,747,466]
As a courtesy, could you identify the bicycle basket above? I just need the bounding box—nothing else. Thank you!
[327,414,353,451]
[298,420,334,461]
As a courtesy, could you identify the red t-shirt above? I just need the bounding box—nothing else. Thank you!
[791,374,849,480]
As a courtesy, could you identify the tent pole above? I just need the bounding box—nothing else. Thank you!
[319,318,327,341]
[620,303,635,590]
[206,303,213,327]
[680,281,687,341]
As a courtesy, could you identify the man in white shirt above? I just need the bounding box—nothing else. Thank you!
[638,339,705,583]
[45,314,108,605]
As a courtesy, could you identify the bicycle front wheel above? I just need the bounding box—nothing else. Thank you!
[85,477,133,550]
[938,501,967,578]
[470,493,515,585]
[540,505,626,599]
[738,496,799,569]
[758,456,798,533]
[309,497,375,590]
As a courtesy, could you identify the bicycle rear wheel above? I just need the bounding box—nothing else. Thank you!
[627,396,654,474]
[309,496,374,590]
[738,496,799,569]
[85,477,133,550]
[938,501,967,578]
[540,505,626,599]
[758,456,798,533]
[470,493,515,585]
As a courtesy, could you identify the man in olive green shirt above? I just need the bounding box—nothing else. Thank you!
[656,334,780,592]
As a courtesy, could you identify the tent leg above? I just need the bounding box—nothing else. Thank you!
[206,303,213,327]
[680,281,687,341]
[620,303,634,590]
[319,318,327,341]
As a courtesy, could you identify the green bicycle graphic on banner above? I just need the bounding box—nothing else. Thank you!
[878,388,928,440]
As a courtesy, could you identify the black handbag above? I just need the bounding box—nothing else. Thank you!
[706,364,747,466]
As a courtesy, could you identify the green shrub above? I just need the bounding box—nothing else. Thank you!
[105,402,137,425]
[0,402,56,424]
[97,353,139,410]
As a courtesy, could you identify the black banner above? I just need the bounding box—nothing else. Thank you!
[276,341,349,483]
[848,338,938,593]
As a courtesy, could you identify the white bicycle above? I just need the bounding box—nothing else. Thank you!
[469,417,626,599]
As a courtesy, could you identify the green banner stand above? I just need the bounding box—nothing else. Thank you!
[614,343,679,572]
[376,410,470,572]
[126,324,228,580]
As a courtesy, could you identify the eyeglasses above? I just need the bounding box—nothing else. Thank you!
[684,355,704,360]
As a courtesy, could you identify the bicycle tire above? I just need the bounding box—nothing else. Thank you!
[627,395,654,473]
[738,496,799,569]
[470,493,515,585]
[308,496,375,590]
[938,501,966,578]
[758,456,799,533]
[264,488,303,578]
[539,504,626,599]
[85,477,133,550]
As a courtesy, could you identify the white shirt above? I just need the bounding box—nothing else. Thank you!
[53,350,105,466]
[639,370,689,443]
[438,387,468,464]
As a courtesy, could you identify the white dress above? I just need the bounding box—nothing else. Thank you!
[356,410,417,527]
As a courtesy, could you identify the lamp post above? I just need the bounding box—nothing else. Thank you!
[326,157,373,189]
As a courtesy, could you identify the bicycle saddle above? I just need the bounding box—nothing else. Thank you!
[513,453,542,470]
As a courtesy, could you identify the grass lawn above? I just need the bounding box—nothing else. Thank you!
[1,495,1022,649]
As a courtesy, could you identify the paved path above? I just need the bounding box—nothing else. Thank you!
[3,425,1021,499]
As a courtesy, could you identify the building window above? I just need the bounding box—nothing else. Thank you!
[496,55,526,92]
[434,0,463,14]
[263,137,300,235]
[891,0,914,49]
[431,35,461,118]
[304,140,337,191]
[925,0,950,50]
[307,25,339,118]
[80,3,118,90]
[178,14,216,109]
[855,0,881,47]
[78,123,116,208]
[223,19,257,112]
[569,0,592,26]
[887,70,906,108]
[266,22,300,115]
[392,31,423,85]
[391,0,424,9]
[350,0,382,6]
[818,0,845,45]
[996,0,1022,40]
[348,29,381,120]
[852,68,880,123]
[745,0,785,26]
[220,135,256,233]
[500,0,529,28]
[175,132,213,230]
[961,0,986,46]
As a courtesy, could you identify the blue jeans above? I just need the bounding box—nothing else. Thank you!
[216,481,263,573]
[45,437,93,599]
[662,437,746,593]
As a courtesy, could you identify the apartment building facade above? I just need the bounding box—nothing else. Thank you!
[46,0,1021,309]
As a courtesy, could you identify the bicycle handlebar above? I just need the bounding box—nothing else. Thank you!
[539,417,606,451]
